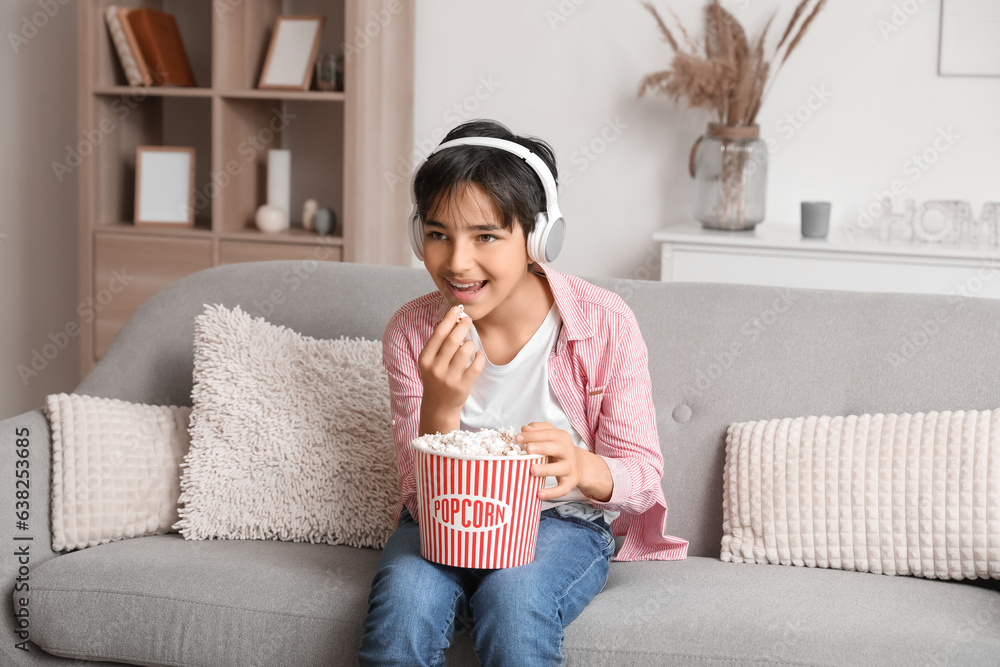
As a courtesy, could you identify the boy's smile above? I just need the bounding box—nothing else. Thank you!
[422,181,553,344]
[444,278,487,301]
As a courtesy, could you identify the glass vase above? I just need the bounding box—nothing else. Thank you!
[690,123,768,230]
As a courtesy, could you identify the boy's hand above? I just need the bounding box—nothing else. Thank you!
[517,422,580,500]
[417,305,485,434]
[516,422,613,502]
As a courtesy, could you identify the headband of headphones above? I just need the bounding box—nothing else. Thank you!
[407,136,565,264]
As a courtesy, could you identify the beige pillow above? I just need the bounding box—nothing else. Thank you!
[45,393,192,551]
[722,409,1000,581]
[173,303,399,549]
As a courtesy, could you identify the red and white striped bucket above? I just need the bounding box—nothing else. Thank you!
[413,446,545,569]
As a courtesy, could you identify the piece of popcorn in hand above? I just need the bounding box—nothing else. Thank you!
[456,305,481,369]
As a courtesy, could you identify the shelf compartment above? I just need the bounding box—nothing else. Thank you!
[96,0,212,89]
[217,97,343,234]
[215,0,345,91]
[93,94,212,228]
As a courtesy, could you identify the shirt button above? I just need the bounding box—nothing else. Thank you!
[672,404,692,424]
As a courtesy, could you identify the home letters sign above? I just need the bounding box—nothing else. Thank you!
[872,198,1000,244]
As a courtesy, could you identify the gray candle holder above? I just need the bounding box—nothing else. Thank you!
[801,201,831,238]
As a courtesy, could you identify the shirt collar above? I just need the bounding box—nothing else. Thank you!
[430,263,593,342]
[534,262,592,342]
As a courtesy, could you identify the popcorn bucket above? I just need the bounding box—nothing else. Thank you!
[413,446,545,569]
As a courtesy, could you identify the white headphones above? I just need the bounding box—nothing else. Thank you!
[408,136,566,264]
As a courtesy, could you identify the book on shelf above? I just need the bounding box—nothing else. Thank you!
[126,8,197,88]
[103,5,153,87]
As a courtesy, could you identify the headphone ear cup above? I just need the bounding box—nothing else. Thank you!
[527,212,548,264]
[528,212,565,264]
[543,217,566,263]
[408,207,424,261]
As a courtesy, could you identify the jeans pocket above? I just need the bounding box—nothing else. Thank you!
[562,515,615,555]
[599,529,616,559]
[592,519,616,558]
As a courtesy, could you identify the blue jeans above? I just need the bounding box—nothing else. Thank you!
[357,505,616,667]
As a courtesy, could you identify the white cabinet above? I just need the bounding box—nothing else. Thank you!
[653,223,1000,299]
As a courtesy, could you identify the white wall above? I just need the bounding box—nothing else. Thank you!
[413,0,1000,279]
[0,1,79,417]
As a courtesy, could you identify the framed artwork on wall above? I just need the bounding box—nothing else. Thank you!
[939,0,1000,76]
[258,15,326,90]
[134,146,196,227]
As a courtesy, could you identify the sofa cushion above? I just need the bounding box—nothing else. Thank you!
[174,303,399,549]
[565,557,1000,666]
[44,393,192,552]
[27,534,380,666]
[722,409,1000,581]
[28,543,1000,666]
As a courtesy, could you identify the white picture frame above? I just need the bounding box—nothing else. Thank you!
[258,15,326,90]
[939,0,1000,76]
[134,146,196,227]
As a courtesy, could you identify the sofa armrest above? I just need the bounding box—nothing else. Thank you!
[0,408,113,664]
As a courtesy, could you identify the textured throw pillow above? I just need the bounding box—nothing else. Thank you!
[722,409,1000,581]
[174,303,399,549]
[45,393,192,551]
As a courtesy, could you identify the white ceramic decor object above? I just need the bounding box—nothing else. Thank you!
[255,204,287,233]
[267,149,291,221]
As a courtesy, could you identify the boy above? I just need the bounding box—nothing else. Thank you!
[358,119,687,667]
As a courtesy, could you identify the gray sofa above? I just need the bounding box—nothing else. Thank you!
[4,259,1000,666]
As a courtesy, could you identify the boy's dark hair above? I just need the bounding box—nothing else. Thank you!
[414,119,558,237]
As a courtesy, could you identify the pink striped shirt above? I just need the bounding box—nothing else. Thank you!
[382,263,689,561]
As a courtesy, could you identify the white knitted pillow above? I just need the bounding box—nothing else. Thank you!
[45,393,192,551]
[173,303,399,549]
[722,410,1000,581]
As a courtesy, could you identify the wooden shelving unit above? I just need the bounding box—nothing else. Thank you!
[77,0,414,375]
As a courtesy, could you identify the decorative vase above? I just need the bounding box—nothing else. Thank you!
[302,199,319,230]
[314,207,339,236]
[690,123,768,230]
[255,204,288,233]
[267,149,291,221]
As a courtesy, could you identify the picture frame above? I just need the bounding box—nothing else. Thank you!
[258,15,326,90]
[134,146,196,227]
[939,0,1000,76]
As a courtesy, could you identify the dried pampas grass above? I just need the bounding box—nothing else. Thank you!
[639,0,827,126]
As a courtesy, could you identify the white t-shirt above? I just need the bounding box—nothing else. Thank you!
[459,304,619,525]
